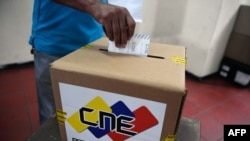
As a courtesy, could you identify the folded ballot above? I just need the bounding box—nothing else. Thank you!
[108,34,150,56]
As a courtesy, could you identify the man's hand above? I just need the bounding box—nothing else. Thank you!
[90,3,136,47]
[53,0,136,48]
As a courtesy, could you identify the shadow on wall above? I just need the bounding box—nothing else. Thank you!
[204,7,240,74]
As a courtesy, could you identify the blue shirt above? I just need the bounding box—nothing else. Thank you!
[29,0,105,57]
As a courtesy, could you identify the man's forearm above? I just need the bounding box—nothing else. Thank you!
[53,0,102,15]
[52,0,136,48]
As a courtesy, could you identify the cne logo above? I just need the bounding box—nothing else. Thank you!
[67,96,158,140]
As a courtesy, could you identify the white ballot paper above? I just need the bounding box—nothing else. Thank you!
[108,34,150,56]
[108,0,143,22]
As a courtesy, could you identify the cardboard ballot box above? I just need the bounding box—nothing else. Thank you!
[50,38,187,141]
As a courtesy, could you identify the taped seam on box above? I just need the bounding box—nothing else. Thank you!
[81,44,92,49]
[171,56,186,65]
[56,109,67,124]
[163,135,175,141]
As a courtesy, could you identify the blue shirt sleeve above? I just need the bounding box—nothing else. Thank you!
[29,0,106,57]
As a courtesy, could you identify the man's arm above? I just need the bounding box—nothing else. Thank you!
[53,0,136,47]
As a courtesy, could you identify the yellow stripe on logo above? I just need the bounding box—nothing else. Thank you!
[67,96,112,133]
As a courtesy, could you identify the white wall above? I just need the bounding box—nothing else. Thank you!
[0,0,33,67]
[137,0,250,77]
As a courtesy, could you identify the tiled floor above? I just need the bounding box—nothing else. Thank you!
[0,62,249,141]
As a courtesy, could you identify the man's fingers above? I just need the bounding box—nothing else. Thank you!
[103,20,114,41]
[95,4,136,48]
[119,14,128,48]
[126,15,136,40]
[112,15,122,47]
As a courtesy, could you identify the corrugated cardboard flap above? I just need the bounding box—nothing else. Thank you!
[51,38,186,94]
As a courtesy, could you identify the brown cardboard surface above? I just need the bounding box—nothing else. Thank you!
[50,38,186,141]
[225,32,250,66]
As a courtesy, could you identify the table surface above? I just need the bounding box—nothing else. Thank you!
[26,116,200,141]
